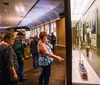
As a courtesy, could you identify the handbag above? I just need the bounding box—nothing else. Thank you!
[39,52,50,66]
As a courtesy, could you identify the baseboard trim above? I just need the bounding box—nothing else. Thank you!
[56,44,66,47]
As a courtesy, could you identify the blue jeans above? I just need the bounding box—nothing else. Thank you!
[39,64,51,85]
[18,61,24,79]
[32,53,40,70]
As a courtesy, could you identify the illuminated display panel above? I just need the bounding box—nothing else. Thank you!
[34,28,37,35]
[26,31,30,39]
[45,24,49,34]
[37,27,40,35]
[51,22,54,33]
[41,25,44,32]
[53,22,56,36]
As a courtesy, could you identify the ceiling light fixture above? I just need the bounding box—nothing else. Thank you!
[50,7,53,10]
[71,0,95,20]
[15,4,25,13]
[5,9,7,11]
[0,26,12,29]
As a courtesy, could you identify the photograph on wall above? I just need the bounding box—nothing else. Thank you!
[91,8,97,48]
[92,9,97,34]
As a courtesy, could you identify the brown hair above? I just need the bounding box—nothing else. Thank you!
[4,33,14,41]
[39,31,47,39]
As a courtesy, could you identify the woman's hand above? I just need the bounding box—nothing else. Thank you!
[57,56,64,62]
[44,40,49,44]
[45,40,53,48]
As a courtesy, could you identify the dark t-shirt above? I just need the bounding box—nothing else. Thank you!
[51,34,56,43]
[30,39,38,54]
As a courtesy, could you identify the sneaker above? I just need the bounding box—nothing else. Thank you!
[36,68,41,71]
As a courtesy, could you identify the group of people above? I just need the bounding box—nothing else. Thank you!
[30,32,57,71]
[0,32,26,85]
[30,31,64,85]
[0,31,64,85]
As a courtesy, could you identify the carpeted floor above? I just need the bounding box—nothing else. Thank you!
[18,46,66,85]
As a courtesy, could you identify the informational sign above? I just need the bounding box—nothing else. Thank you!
[91,34,96,48]
[91,8,97,48]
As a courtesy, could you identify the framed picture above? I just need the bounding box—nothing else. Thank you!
[92,9,97,34]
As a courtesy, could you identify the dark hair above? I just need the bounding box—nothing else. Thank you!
[4,33,14,41]
[51,32,53,35]
[17,31,24,36]
[39,31,47,39]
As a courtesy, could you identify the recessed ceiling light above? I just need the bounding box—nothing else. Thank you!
[15,4,25,13]
[5,9,7,11]
[50,7,53,10]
